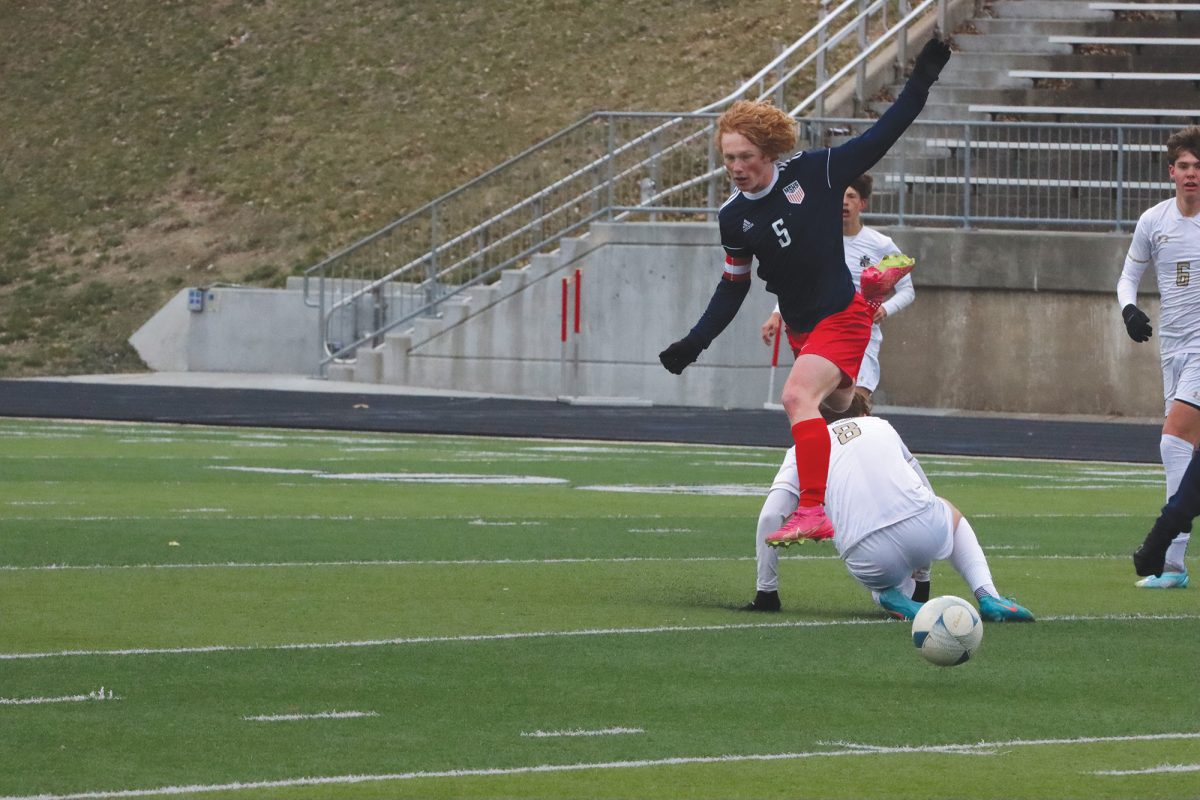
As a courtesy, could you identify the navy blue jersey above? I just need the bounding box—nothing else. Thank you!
[716,80,932,334]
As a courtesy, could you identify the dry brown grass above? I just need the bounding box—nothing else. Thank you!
[0,0,817,375]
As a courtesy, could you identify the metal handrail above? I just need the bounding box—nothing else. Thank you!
[304,0,951,370]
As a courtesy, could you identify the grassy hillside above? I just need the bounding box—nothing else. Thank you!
[0,0,814,376]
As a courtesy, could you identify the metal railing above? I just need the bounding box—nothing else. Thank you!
[303,0,952,369]
[810,117,1177,229]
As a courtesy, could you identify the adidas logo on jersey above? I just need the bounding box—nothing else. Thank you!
[742,219,754,232]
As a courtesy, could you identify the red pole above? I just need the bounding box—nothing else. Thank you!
[771,321,782,367]
[573,269,582,334]
[561,278,569,343]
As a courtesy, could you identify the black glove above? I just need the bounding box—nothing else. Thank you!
[659,336,704,374]
[1122,303,1152,342]
[912,36,951,87]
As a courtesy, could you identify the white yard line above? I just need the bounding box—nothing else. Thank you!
[0,619,892,661]
[520,727,644,738]
[0,552,1137,573]
[1,613,1195,662]
[2,730,1197,800]
[0,688,116,706]
[241,710,378,722]
[1093,763,1200,775]
[0,555,798,572]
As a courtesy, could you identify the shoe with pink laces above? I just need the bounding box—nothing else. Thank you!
[765,506,834,548]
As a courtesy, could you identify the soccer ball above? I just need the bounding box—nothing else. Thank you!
[911,595,983,667]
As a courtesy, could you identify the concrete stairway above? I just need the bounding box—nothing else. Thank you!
[325,233,603,386]
[860,0,1200,225]
[874,0,1200,121]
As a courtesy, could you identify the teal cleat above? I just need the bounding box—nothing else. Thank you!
[978,594,1035,622]
[878,587,924,621]
[1135,571,1189,589]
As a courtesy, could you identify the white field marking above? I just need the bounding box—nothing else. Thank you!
[825,730,1200,754]
[524,445,633,453]
[1025,484,1162,490]
[973,512,1139,519]
[0,430,83,439]
[208,466,317,475]
[468,519,546,526]
[0,552,1127,573]
[520,727,644,738]
[120,438,285,448]
[2,613,1196,663]
[577,484,764,497]
[242,710,378,722]
[0,687,117,705]
[171,508,228,514]
[5,731,1199,800]
[627,528,694,533]
[1,511,671,523]
[1093,763,1200,776]
[927,469,1159,485]
[706,460,781,468]
[0,618,891,661]
[0,515,369,522]
[314,472,568,485]
[208,465,569,485]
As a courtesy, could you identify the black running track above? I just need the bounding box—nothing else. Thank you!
[0,378,1161,463]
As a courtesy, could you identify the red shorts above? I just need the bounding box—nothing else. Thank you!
[785,292,874,389]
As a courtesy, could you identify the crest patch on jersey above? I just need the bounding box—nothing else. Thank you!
[782,180,805,205]
[742,219,754,232]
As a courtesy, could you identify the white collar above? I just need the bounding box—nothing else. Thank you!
[742,164,780,201]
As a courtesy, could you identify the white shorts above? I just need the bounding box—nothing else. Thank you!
[841,498,954,591]
[770,447,799,498]
[1163,352,1200,415]
[856,346,881,393]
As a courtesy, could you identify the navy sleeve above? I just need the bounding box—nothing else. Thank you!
[686,279,752,348]
[719,207,750,261]
[826,77,931,188]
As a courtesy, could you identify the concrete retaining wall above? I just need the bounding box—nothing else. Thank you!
[130,221,1164,417]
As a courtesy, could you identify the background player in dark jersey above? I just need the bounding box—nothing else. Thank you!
[659,37,951,546]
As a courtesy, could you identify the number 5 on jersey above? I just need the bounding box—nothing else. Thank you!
[772,219,791,248]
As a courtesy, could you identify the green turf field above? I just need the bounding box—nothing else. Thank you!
[1,417,1197,799]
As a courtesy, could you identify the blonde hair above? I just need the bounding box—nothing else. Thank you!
[716,100,797,161]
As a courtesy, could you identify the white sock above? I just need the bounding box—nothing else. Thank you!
[1161,434,1194,572]
[947,516,999,600]
[756,489,797,592]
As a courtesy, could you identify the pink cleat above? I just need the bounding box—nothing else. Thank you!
[765,506,834,548]
[860,253,915,306]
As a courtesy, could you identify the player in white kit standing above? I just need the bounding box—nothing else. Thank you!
[1117,125,1200,589]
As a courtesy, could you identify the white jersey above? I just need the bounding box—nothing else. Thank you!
[844,226,915,324]
[823,416,935,554]
[1117,198,1200,358]
[775,226,915,375]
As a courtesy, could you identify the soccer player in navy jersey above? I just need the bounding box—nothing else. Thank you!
[659,37,951,546]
